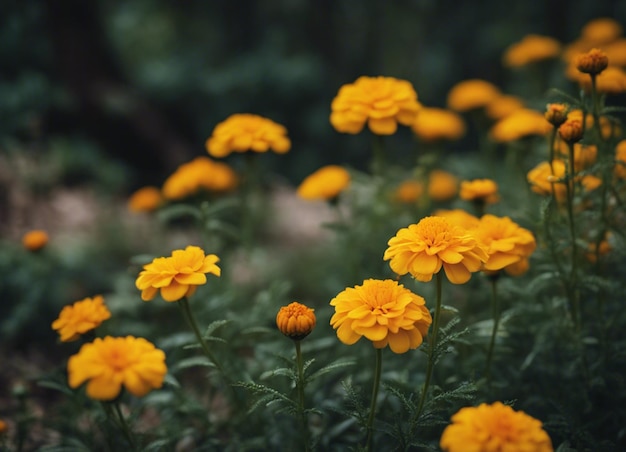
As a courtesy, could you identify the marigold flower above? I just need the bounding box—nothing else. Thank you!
[394,180,424,204]
[136,246,221,302]
[428,169,459,201]
[330,76,421,135]
[440,402,553,452]
[384,216,489,284]
[459,179,500,205]
[581,18,623,45]
[490,109,552,142]
[297,165,351,201]
[576,48,609,75]
[564,109,621,140]
[206,114,291,158]
[603,39,626,66]
[447,79,501,112]
[276,302,316,340]
[558,118,584,144]
[68,336,167,400]
[567,63,626,94]
[615,139,626,178]
[329,279,432,354]
[503,34,561,68]
[128,186,163,212]
[52,295,112,342]
[433,209,480,230]
[0,419,7,433]
[411,107,466,142]
[22,230,48,251]
[485,95,525,120]
[544,103,569,127]
[527,160,568,201]
[163,157,238,200]
[554,141,598,172]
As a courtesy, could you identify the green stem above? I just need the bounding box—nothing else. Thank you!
[484,277,500,385]
[294,340,310,451]
[371,134,386,178]
[564,143,581,331]
[102,401,137,450]
[365,347,383,452]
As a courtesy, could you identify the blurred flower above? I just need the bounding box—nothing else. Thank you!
[394,180,423,204]
[411,107,466,142]
[490,109,552,142]
[603,39,626,66]
[22,230,48,251]
[128,186,163,212]
[558,118,584,144]
[52,295,112,342]
[162,157,238,200]
[459,179,500,205]
[329,279,432,354]
[586,233,612,263]
[566,109,621,140]
[447,79,501,112]
[527,160,567,201]
[567,63,626,94]
[474,214,536,275]
[615,139,626,178]
[0,419,7,433]
[384,216,488,284]
[544,103,569,127]
[297,165,351,201]
[581,18,623,45]
[433,209,480,230]
[136,246,221,302]
[206,114,291,158]
[440,402,553,452]
[485,94,525,120]
[554,142,598,172]
[503,34,561,67]
[575,48,609,75]
[330,76,421,135]
[276,302,316,340]
[428,169,459,201]
[68,336,167,400]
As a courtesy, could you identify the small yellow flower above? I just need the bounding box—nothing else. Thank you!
[330,279,432,354]
[554,141,598,172]
[136,246,221,302]
[558,118,584,144]
[603,39,626,66]
[384,216,489,284]
[68,336,167,400]
[428,169,459,202]
[459,179,500,205]
[527,160,568,202]
[490,109,552,142]
[440,402,553,452]
[576,48,609,75]
[330,76,421,135]
[503,34,561,68]
[394,180,424,204]
[581,18,623,45]
[276,302,316,340]
[544,103,569,127]
[447,79,501,112]
[411,107,466,142]
[206,114,291,158]
[22,230,49,252]
[163,157,238,200]
[52,295,112,342]
[485,94,525,121]
[297,165,351,201]
[128,186,163,212]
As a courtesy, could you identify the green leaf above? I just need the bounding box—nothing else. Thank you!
[203,319,231,337]
[157,203,202,222]
[170,356,215,373]
[306,358,356,383]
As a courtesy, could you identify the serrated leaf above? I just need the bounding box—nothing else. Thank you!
[170,356,215,373]
[157,204,202,222]
[306,358,356,383]
[203,319,231,337]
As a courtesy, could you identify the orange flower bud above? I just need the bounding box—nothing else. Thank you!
[575,48,609,75]
[276,302,316,341]
[558,119,584,144]
[544,103,568,127]
[22,230,49,252]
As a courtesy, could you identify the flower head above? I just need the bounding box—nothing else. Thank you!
[136,246,221,302]
[434,209,481,231]
[615,139,626,179]
[22,230,48,251]
[527,160,568,202]
[330,279,432,354]
[330,76,421,135]
[206,114,291,158]
[394,180,424,204]
[0,419,6,433]
[128,186,163,212]
[459,179,500,205]
[276,302,316,340]
[581,18,623,45]
[384,216,489,284]
[162,157,238,200]
[485,95,525,121]
[544,103,569,127]
[558,118,584,144]
[576,48,609,75]
[503,34,561,68]
[447,79,501,112]
[490,109,552,142]
[68,336,167,400]
[428,169,459,201]
[440,402,553,452]
[411,107,466,142]
[52,295,112,342]
[297,165,351,201]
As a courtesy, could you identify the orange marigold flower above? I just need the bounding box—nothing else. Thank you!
[411,107,466,142]
[52,295,112,342]
[490,109,552,142]
[603,39,626,66]
[433,209,480,231]
[128,186,163,212]
[558,118,584,144]
[329,279,432,354]
[206,114,291,158]
[276,302,316,340]
[136,246,221,302]
[162,157,238,200]
[297,165,351,201]
[68,336,167,400]
[0,419,7,433]
[576,48,609,75]
[544,103,569,127]
[459,179,500,204]
[554,141,598,172]
[567,63,626,94]
[503,34,561,68]
[615,139,626,179]
[581,18,623,45]
[394,180,424,204]
[330,76,421,135]
[440,402,553,452]
[485,94,525,120]
[384,216,489,284]
[447,79,501,112]
[22,230,49,251]
[428,169,459,202]
[527,160,568,201]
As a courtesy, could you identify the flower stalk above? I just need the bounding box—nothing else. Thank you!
[365,347,383,452]
[484,276,501,384]
[294,340,310,451]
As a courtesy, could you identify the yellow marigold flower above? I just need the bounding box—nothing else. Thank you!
[384,216,489,284]
[52,295,112,342]
[428,169,459,202]
[554,141,598,172]
[576,48,609,75]
[503,34,561,68]
[136,246,221,302]
[128,186,163,212]
[162,157,238,200]
[544,103,569,127]
[615,139,626,178]
[411,107,466,142]
[527,160,568,201]
[485,94,525,120]
[276,302,316,340]
[22,229,48,252]
[330,76,421,135]
[297,165,351,201]
[206,114,291,158]
[581,18,623,45]
[459,179,500,205]
[474,215,536,275]
[564,109,621,140]
[490,109,552,142]
[440,402,553,452]
[447,79,501,112]
[558,118,584,144]
[329,279,432,354]
[394,180,424,204]
[567,63,626,94]
[433,209,480,231]
[68,336,167,400]
[603,39,626,66]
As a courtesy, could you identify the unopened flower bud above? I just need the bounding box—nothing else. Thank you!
[544,103,568,127]
[276,302,316,341]
[576,48,609,75]
[558,119,584,144]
